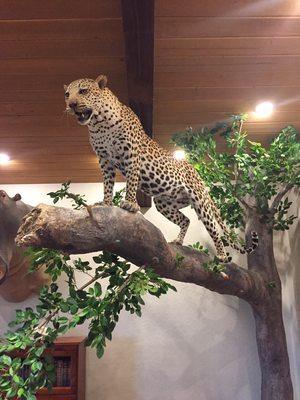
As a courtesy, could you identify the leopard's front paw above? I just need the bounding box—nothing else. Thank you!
[120,200,140,213]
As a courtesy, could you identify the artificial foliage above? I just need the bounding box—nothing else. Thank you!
[0,187,175,400]
[172,115,299,229]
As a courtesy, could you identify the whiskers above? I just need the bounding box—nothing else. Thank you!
[64,106,73,115]
[61,108,73,124]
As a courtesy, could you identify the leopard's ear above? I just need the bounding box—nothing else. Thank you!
[63,84,68,92]
[95,75,107,89]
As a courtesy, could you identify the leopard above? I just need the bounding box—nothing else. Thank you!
[64,74,258,262]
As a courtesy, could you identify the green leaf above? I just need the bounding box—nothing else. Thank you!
[96,345,104,358]
[0,355,12,366]
[32,361,43,373]
[13,374,21,384]
[17,388,25,397]
[94,282,102,297]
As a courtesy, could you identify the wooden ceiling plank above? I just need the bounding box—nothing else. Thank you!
[0,90,128,103]
[0,39,124,59]
[155,37,300,57]
[154,100,300,114]
[156,60,300,73]
[155,70,300,88]
[154,122,298,133]
[0,57,125,75]
[0,74,127,92]
[0,0,121,20]
[156,54,300,67]
[154,110,300,125]
[155,0,300,17]
[155,85,300,102]
[156,17,300,39]
[0,19,123,41]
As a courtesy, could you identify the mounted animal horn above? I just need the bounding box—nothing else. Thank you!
[0,190,49,302]
[12,193,21,201]
[0,259,8,285]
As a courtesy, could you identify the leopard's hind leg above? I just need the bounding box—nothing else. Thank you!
[154,196,190,245]
[191,194,229,262]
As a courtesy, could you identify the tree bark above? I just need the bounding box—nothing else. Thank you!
[246,209,293,400]
[251,301,293,400]
[16,203,293,399]
[16,204,266,301]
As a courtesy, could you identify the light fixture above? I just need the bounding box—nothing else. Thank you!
[254,101,274,119]
[173,149,186,161]
[0,153,10,165]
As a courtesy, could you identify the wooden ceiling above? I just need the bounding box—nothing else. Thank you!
[1,0,300,184]
[0,0,127,183]
[154,0,300,149]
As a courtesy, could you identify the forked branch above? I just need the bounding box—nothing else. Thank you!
[270,184,294,213]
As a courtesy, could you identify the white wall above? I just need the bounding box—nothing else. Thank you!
[0,183,299,400]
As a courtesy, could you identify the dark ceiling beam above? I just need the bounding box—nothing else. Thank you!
[121,0,154,137]
[121,0,154,207]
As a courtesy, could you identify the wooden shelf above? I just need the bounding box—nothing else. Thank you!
[4,337,86,400]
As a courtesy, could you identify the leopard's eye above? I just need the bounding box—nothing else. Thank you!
[65,91,70,98]
[79,88,89,95]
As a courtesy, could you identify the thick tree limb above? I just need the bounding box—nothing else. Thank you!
[16,204,267,303]
[270,183,294,213]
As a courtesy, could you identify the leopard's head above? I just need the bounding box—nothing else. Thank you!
[64,75,109,125]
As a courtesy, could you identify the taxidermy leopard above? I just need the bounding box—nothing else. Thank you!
[64,75,258,262]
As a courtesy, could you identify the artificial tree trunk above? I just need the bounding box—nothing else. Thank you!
[246,209,293,400]
[16,203,294,400]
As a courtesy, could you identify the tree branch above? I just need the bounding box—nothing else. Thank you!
[236,196,250,211]
[270,183,294,213]
[16,204,267,303]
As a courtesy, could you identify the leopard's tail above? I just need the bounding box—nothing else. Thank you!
[210,201,259,255]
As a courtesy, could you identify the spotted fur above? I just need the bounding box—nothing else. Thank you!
[64,75,258,262]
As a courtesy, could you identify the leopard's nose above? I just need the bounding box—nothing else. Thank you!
[69,101,77,109]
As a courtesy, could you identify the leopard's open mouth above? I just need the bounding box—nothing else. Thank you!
[75,108,93,125]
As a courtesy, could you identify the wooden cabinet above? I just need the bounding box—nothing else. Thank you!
[5,337,86,400]
[38,337,86,400]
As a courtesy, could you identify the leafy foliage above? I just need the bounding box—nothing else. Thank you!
[189,242,209,255]
[48,181,87,209]
[112,188,125,206]
[0,185,175,399]
[189,243,226,276]
[172,116,299,231]
[272,197,297,231]
[203,258,227,276]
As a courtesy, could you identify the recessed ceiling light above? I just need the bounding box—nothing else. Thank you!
[173,150,186,161]
[0,153,10,165]
[254,101,274,119]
